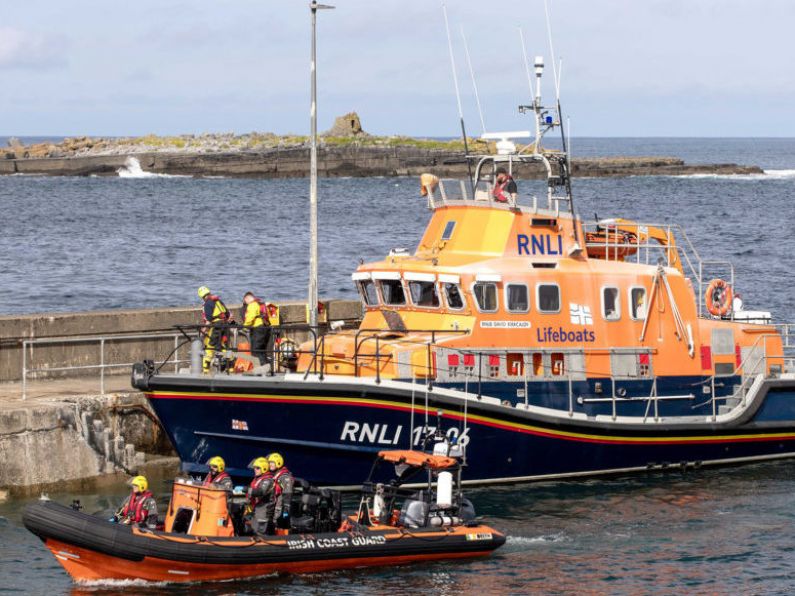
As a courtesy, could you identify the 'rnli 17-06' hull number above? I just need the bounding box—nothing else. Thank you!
[340,421,470,447]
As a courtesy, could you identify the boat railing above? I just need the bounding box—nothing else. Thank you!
[352,328,469,385]
[717,329,795,419]
[426,178,571,215]
[581,220,735,318]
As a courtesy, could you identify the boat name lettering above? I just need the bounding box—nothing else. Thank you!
[287,535,387,550]
[465,532,493,541]
[340,422,403,445]
[480,321,531,329]
[316,536,350,548]
[517,234,563,256]
[286,539,316,550]
[351,535,387,546]
[412,425,470,448]
[537,326,596,343]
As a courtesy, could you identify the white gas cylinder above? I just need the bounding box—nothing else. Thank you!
[436,471,453,508]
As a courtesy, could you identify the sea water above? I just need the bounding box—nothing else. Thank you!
[2,138,795,593]
[1,138,794,317]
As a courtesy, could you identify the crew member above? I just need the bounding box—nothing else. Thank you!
[114,475,158,528]
[267,452,294,531]
[198,286,230,372]
[203,456,234,491]
[733,292,743,313]
[247,456,274,535]
[492,167,518,204]
[242,291,271,365]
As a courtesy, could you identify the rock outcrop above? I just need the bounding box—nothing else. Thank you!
[324,112,366,137]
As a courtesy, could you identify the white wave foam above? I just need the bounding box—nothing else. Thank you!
[116,156,187,178]
[763,168,795,178]
[77,578,171,588]
[77,570,279,587]
[668,169,795,181]
[507,533,566,545]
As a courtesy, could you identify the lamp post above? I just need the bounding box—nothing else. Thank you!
[308,1,334,328]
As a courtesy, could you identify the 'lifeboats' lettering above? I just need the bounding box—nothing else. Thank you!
[536,327,596,343]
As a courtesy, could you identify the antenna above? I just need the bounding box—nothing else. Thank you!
[543,0,580,250]
[441,3,474,191]
[518,27,534,100]
[460,26,486,135]
[543,0,561,99]
[567,116,572,159]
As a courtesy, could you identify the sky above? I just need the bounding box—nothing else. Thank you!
[0,0,793,137]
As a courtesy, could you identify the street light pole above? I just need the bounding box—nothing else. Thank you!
[308,1,334,328]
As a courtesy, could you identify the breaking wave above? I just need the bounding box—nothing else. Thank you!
[116,156,187,178]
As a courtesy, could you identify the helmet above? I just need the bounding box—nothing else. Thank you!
[198,286,211,299]
[267,452,284,469]
[248,457,270,473]
[207,456,225,472]
[129,475,148,492]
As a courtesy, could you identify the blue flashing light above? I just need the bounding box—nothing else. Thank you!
[545,116,553,124]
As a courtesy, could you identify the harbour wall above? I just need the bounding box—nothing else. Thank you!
[0,299,363,384]
[0,392,176,493]
[0,146,762,178]
[0,300,362,491]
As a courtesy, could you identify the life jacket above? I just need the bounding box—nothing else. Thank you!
[203,470,231,487]
[249,472,273,508]
[272,467,292,496]
[240,298,270,327]
[204,295,229,323]
[121,490,154,523]
[492,175,514,203]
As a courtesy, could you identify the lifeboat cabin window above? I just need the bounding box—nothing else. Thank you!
[473,282,498,312]
[379,279,406,306]
[409,280,440,308]
[537,284,561,313]
[506,284,529,313]
[441,221,456,241]
[602,287,620,321]
[630,287,647,320]
[444,283,465,310]
[358,280,379,306]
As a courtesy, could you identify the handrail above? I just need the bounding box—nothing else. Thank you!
[21,331,190,400]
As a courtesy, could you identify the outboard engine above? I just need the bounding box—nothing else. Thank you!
[399,491,430,528]
[288,479,341,533]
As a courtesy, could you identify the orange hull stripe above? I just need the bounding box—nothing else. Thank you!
[45,538,492,583]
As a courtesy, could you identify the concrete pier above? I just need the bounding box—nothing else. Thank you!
[0,385,175,493]
[0,299,363,491]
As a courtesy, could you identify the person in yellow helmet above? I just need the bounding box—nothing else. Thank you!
[198,286,231,373]
[246,456,274,535]
[241,291,271,365]
[114,475,158,528]
[202,456,233,491]
[267,452,294,532]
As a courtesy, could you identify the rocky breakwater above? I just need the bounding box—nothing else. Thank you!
[0,112,763,178]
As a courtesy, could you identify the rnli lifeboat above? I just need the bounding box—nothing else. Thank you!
[24,449,505,584]
[131,50,795,488]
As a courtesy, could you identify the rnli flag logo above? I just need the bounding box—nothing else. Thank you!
[569,303,593,326]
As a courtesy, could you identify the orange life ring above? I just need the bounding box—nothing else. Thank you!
[705,278,732,317]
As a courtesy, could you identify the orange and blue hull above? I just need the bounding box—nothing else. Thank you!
[136,373,795,485]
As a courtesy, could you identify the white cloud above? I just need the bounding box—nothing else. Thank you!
[0,27,68,70]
